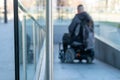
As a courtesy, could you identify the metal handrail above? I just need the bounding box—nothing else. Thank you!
[18,1,45,31]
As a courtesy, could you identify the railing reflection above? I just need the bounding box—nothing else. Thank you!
[18,1,46,80]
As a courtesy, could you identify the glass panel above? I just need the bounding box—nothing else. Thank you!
[18,0,46,80]
[90,0,120,48]
[0,0,15,80]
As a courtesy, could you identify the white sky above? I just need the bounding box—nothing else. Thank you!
[0,0,4,6]
[0,0,12,6]
[84,0,99,4]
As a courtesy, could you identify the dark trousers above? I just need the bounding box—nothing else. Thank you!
[62,33,71,53]
[63,42,68,53]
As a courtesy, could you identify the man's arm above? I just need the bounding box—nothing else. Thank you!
[86,12,94,32]
[89,17,94,33]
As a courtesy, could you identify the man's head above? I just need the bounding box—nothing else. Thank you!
[77,4,84,13]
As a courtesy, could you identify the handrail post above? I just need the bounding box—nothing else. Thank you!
[38,28,41,55]
[37,27,40,56]
[46,0,53,80]
[4,0,7,23]
[22,15,27,80]
[33,22,36,70]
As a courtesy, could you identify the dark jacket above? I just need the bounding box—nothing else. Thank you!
[68,12,94,36]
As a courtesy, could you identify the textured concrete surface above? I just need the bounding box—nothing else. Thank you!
[95,36,120,69]
[54,25,69,44]
[54,44,120,80]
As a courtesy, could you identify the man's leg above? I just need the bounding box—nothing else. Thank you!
[63,42,68,53]
[62,33,71,53]
[86,49,94,60]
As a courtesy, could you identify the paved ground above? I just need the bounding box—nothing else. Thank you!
[0,21,15,80]
[54,44,120,80]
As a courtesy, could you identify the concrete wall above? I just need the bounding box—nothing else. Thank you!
[95,35,120,69]
[54,25,68,44]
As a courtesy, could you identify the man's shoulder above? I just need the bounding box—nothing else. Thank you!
[74,14,79,18]
[72,14,81,21]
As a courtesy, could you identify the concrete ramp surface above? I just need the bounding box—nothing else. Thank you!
[54,44,120,80]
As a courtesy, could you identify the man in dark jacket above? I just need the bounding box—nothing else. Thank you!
[63,4,94,53]
[69,4,94,36]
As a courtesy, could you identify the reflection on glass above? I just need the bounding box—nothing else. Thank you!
[18,0,46,80]
[0,0,14,23]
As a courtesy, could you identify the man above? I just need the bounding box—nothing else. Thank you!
[63,4,94,53]
[69,4,94,37]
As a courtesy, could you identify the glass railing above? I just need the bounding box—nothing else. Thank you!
[94,22,120,50]
[18,1,46,80]
[93,9,120,49]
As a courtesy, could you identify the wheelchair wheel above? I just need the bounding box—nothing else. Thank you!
[60,57,65,63]
[60,52,65,63]
[59,50,65,63]
[65,48,75,63]
[87,56,92,64]
[86,49,94,64]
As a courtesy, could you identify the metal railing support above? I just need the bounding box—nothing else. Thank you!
[33,22,36,70]
[46,0,53,80]
[39,28,41,54]
[14,0,19,80]
[4,0,7,23]
[37,27,40,55]
[22,16,27,80]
